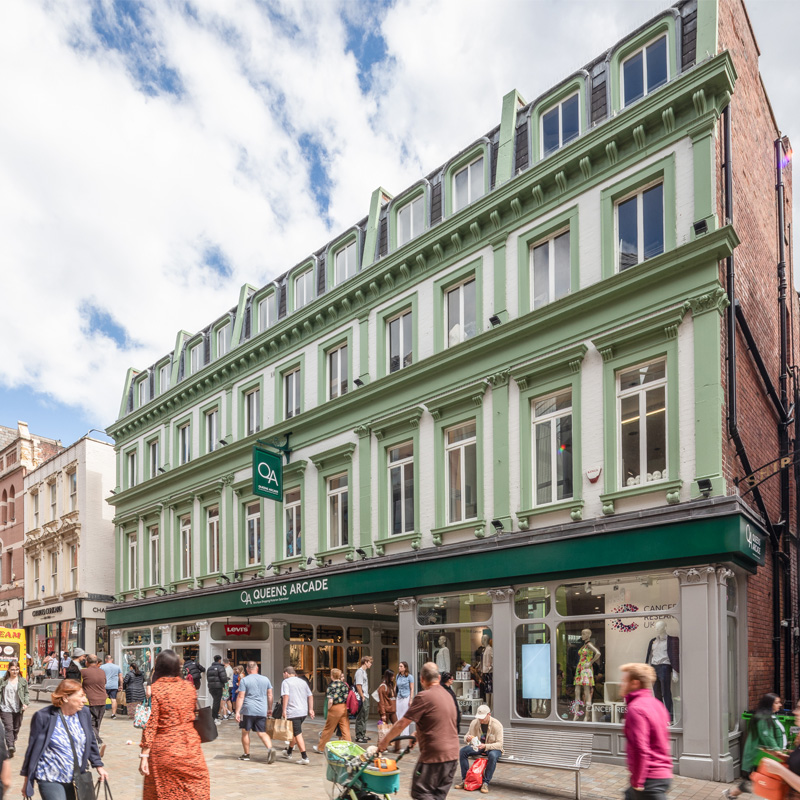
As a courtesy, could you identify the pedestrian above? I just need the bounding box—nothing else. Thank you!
[0,660,29,757]
[19,678,109,798]
[724,692,787,799]
[280,665,315,765]
[100,654,123,720]
[379,669,400,753]
[440,672,462,733]
[182,654,205,691]
[396,661,415,720]
[206,655,228,723]
[223,659,234,719]
[235,661,275,763]
[46,653,59,681]
[314,667,352,754]
[81,654,109,748]
[378,661,459,800]
[354,655,373,743]
[753,699,800,789]
[123,662,146,719]
[620,663,673,800]
[64,649,85,681]
[139,649,210,800]
[231,665,244,703]
[0,726,9,794]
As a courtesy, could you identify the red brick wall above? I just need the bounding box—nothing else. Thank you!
[718,0,798,707]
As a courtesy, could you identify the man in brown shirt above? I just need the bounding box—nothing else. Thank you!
[81,654,109,746]
[378,661,458,800]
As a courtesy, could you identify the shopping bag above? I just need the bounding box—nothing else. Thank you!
[265,717,276,737]
[117,691,126,709]
[464,757,488,791]
[133,698,151,729]
[94,778,114,799]
[751,766,788,800]
[194,705,218,743]
[376,720,386,744]
[272,718,294,741]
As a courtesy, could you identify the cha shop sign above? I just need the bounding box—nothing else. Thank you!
[224,625,252,637]
[239,578,331,608]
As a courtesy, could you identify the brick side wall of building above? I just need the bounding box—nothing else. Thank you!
[718,0,798,707]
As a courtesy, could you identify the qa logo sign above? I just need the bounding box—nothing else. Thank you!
[253,447,283,500]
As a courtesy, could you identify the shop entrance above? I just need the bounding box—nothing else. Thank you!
[226,648,261,671]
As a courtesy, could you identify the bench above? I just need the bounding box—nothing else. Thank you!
[29,679,62,702]
[497,728,594,800]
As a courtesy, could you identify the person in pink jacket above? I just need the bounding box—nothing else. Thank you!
[620,663,673,800]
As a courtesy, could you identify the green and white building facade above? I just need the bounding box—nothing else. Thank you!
[107,0,787,781]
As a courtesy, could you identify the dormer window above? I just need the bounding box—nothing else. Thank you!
[137,379,148,409]
[453,157,484,213]
[159,363,170,394]
[295,270,314,311]
[258,294,276,332]
[397,196,424,247]
[541,93,579,157]
[622,35,667,107]
[216,324,231,358]
[190,343,202,375]
[334,241,357,286]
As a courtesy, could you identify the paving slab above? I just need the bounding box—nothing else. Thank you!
[7,702,733,800]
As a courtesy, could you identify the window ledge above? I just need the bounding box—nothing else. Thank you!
[518,499,584,528]
[314,545,355,565]
[599,479,682,515]
[271,556,303,575]
[375,531,422,555]
[430,519,486,546]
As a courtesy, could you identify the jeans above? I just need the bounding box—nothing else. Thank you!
[624,778,672,800]
[0,710,23,750]
[652,664,674,717]
[37,782,76,800]
[209,688,223,719]
[88,705,105,744]
[356,696,370,740]
[459,746,501,784]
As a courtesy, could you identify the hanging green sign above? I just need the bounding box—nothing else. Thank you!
[253,447,283,500]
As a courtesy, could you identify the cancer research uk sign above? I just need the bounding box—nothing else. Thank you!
[238,578,332,609]
[253,447,282,501]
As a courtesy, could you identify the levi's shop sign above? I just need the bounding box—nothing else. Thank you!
[224,624,251,637]
[239,577,332,608]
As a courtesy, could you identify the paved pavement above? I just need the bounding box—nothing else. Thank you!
[8,702,733,800]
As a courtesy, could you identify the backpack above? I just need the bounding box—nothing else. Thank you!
[346,689,360,716]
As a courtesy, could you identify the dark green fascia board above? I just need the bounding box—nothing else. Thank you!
[232,283,256,349]
[363,187,393,269]
[107,55,736,445]
[105,510,760,627]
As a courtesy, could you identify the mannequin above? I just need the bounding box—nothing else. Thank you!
[481,634,494,708]
[644,620,679,720]
[573,629,600,721]
[434,635,451,672]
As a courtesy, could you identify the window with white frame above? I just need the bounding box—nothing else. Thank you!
[49,482,57,520]
[284,490,301,558]
[180,515,192,579]
[285,369,301,420]
[49,550,58,596]
[179,423,191,465]
[127,451,137,489]
[33,558,40,599]
[128,533,138,590]
[397,196,424,247]
[453,157,484,213]
[294,270,314,310]
[328,344,348,400]
[541,93,580,157]
[246,502,261,566]
[617,182,664,270]
[445,421,478,524]
[207,506,220,574]
[205,409,218,454]
[258,294,276,332]
[334,241,358,285]
[190,344,202,375]
[69,544,78,591]
[149,526,159,586]
[532,390,573,505]
[159,363,170,394]
[245,388,261,435]
[389,442,414,535]
[618,360,667,487]
[532,230,570,309]
[216,324,231,358]
[138,379,148,408]
[68,472,77,511]
[388,310,412,373]
[32,492,39,528]
[622,35,668,107]
[149,439,160,478]
[327,475,349,549]
[445,278,477,348]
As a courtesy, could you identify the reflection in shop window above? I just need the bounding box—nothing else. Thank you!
[173,624,199,643]
[285,643,313,687]
[514,586,550,619]
[347,628,369,645]
[288,623,313,642]
[317,645,344,692]
[346,646,369,687]
[317,625,344,643]
[515,624,550,719]
[124,629,151,646]
[555,573,678,617]
[417,591,492,626]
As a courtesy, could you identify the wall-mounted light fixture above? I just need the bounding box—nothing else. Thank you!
[219,439,229,447]
[355,548,368,561]
[489,315,502,327]
[490,519,504,533]
[354,379,365,388]
[697,477,713,498]
[693,219,708,236]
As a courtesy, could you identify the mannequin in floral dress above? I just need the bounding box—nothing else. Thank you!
[573,629,600,721]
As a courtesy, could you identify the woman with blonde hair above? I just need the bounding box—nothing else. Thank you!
[313,668,351,753]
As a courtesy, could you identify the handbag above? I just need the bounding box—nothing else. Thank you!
[464,756,488,792]
[272,717,294,741]
[133,698,151,729]
[94,778,114,799]
[59,710,96,800]
[751,766,788,800]
[194,704,218,743]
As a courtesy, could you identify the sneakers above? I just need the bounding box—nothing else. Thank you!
[454,783,464,790]
[280,750,293,760]
[480,785,489,794]
[238,753,251,761]
[297,757,310,765]
[110,714,116,720]
[312,745,320,753]
[355,737,369,744]
[214,719,222,726]
[267,748,276,764]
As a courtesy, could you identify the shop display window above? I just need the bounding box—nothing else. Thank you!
[288,623,313,642]
[347,627,369,644]
[382,630,399,646]
[346,646,369,687]
[317,625,344,643]
[381,646,399,677]
[417,591,492,626]
[515,624,550,719]
[316,645,344,692]
[285,643,314,686]
[555,573,678,617]
[173,624,200,643]
[122,646,161,678]
[124,629,152,646]
[514,586,550,619]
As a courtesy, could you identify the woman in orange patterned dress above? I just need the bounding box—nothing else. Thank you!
[139,650,210,800]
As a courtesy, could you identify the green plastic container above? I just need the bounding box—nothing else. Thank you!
[741,712,799,743]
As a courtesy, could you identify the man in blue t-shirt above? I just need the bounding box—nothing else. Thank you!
[235,661,275,763]
[100,655,123,719]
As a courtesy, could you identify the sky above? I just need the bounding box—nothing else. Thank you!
[0,0,797,448]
